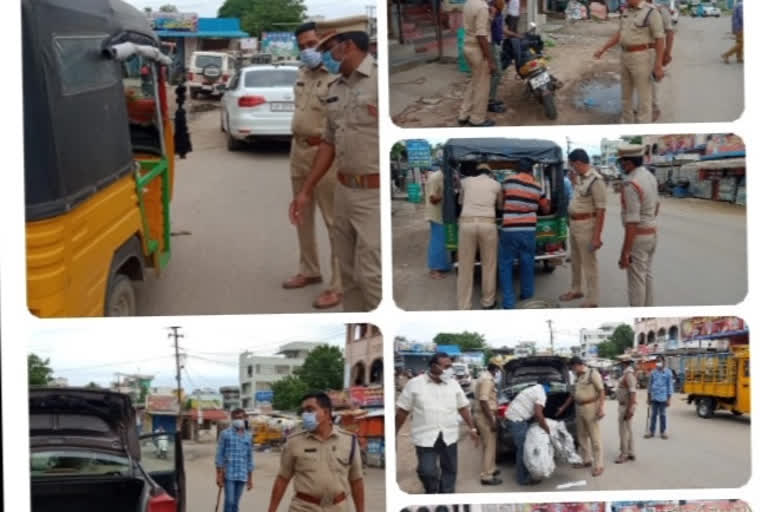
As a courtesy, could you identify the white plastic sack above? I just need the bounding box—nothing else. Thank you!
[550,420,583,465]
[523,422,556,479]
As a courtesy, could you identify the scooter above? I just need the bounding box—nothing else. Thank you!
[501,23,562,120]
[157,435,169,459]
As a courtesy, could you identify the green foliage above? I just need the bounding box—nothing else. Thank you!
[218,0,307,37]
[85,382,101,389]
[597,324,635,359]
[294,345,345,391]
[28,354,54,386]
[159,4,178,12]
[391,141,406,162]
[433,332,488,352]
[271,375,309,411]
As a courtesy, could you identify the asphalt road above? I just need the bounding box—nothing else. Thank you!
[395,394,751,493]
[392,190,747,310]
[135,109,339,315]
[182,440,386,512]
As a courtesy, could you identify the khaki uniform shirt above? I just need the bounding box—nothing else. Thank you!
[616,367,638,406]
[621,166,660,229]
[323,54,378,176]
[475,372,498,410]
[459,175,501,218]
[657,4,676,33]
[279,426,363,503]
[619,1,664,47]
[291,65,338,178]
[463,0,490,43]
[425,170,445,224]
[568,167,608,215]
[573,368,604,404]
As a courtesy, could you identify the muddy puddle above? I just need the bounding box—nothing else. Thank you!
[571,72,622,115]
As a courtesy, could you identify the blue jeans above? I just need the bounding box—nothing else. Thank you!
[428,221,452,272]
[649,400,668,435]
[509,420,531,485]
[224,479,246,512]
[499,230,536,309]
[415,433,458,493]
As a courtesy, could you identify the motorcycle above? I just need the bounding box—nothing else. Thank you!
[157,435,169,459]
[501,23,562,120]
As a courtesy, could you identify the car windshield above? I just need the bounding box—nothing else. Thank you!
[244,69,298,88]
[30,450,131,477]
[195,55,224,69]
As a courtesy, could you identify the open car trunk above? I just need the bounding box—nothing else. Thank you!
[31,476,145,512]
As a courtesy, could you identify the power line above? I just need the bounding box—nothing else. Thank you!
[168,326,185,430]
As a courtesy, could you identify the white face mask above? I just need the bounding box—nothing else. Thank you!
[440,367,454,383]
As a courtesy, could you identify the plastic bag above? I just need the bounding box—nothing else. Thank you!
[550,421,583,465]
[523,422,556,479]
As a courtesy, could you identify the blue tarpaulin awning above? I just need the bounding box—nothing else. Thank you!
[155,18,249,38]
[156,30,249,37]
[436,344,461,356]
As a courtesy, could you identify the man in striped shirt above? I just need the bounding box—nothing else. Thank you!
[498,158,550,309]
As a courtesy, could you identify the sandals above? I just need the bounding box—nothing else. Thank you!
[592,467,604,477]
[572,462,592,469]
[312,290,342,310]
[559,291,584,302]
[429,271,449,280]
[614,456,629,464]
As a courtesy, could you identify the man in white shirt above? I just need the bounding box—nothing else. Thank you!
[503,378,551,486]
[396,352,480,493]
[505,0,521,32]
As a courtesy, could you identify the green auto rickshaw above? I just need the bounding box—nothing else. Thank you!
[441,138,569,272]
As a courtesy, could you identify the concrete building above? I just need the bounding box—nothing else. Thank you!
[220,386,240,411]
[601,138,622,168]
[111,373,154,404]
[51,377,69,387]
[579,323,622,360]
[634,317,683,353]
[345,324,384,388]
[239,342,321,409]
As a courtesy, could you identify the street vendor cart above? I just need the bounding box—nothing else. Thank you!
[336,409,385,468]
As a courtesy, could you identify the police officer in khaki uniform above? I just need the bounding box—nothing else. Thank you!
[615,355,638,464]
[458,0,496,127]
[559,149,607,308]
[650,0,675,121]
[474,363,502,486]
[290,16,381,312]
[267,392,364,512]
[594,0,665,123]
[557,357,606,477]
[616,144,660,307]
[283,22,342,310]
[457,163,503,310]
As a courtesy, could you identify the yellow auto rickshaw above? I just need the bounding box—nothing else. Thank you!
[23,0,192,316]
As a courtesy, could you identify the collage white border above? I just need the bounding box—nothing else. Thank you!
[1,0,767,511]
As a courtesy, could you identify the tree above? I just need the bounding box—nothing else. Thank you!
[85,382,101,389]
[218,0,307,36]
[144,7,153,14]
[391,141,406,162]
[29,354,54,386]
[159,4,178,12]
[597,324,635,359]
[433,332,487,353]
[271,375,309,411]
[294,345,345,391]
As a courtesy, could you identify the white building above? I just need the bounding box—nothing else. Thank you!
[634,317,683,353]
[601,138,622,167]
[579,323,622,360]
[239,342,321,409]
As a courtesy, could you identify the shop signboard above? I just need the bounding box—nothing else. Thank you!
[657,134,697,155]
[705,134,745,156]
[681,317,746,341]
[261,32,299,58]
[147,394,180,412]
[405,139,433,169]
[150,12,199,32]
[348,386,384,407]
[254,391,274,403]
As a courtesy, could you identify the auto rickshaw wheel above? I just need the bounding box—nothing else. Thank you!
[732,410,744,416]
[106,274,137,316]
[696,397,715,418]
[542,260,556,273]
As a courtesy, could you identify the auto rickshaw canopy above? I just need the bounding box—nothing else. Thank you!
[22,0,161,222]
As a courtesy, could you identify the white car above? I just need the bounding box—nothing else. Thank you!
[668,0,680,24]
[220,64,299,150]
[188,51,236,99]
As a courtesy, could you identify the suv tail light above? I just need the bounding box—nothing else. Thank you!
[222,74,230,82]
[146,493,176,512]
[239,95,266,107]
[497,403,508,419]
[187,72,194,81]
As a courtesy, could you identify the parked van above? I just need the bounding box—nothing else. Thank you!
[188,51,236,98]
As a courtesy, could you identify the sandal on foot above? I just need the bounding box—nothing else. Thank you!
[559,291,584,302]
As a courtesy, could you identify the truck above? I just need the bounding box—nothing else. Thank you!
[683,346,749,418]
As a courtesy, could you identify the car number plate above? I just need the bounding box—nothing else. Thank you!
[271,102,294,112]
[530,72,550,89]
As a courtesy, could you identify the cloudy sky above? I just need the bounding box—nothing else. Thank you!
[28,319,346,391]
[129,0,372,20]
[398,314,636,351]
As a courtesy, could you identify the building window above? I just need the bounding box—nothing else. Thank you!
[247,365,253,378]
[351,361,366,386]
[276,365,290,375]
[669,326,679,341]
[370,359,384,385]
[263,365,274,375]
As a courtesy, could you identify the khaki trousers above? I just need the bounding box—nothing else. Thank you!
[568,219,599,305]
[459,43,491,124]
[618,403,634,457]
[457,218,498,310]
[621,50,654,123]
[576,402,603,468]
[475,411,497,479]
[290,173,341,292]
[627,232,657,307]
[333,184,382,312]
[723,31,744,62]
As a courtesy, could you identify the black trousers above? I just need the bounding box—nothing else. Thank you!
[415,433,458,493]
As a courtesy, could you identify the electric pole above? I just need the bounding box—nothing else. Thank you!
[547,319,554,355]
[168,326,184,431]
